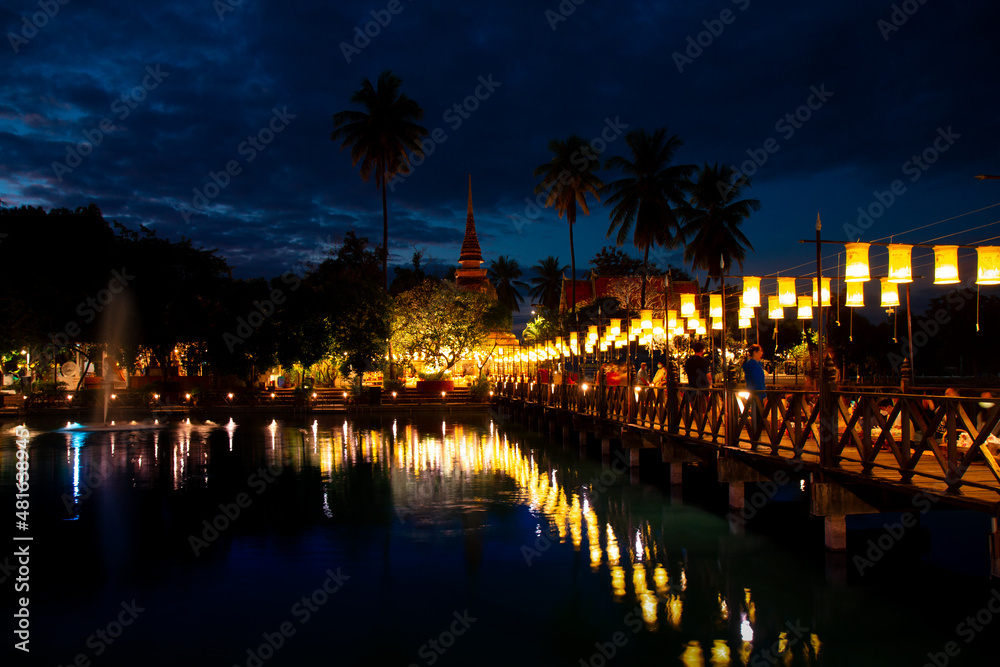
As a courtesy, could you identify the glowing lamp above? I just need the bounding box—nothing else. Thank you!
[609,319,621,336]
[667,309,677,329]
[673,327,686,337]
[739,317,751,329]
[742,276,761,307]
[588,325,598,342]
[712,318,723,330]
[680,293,695,316]
[845,242,871,282]
[797,295,813,320]
[738,300,753,319]
[887,244,913,283]
[696,325,707,335]
[880,277,899,307]
[653,318,664,335]
[709,294,722,318]
[934,245,959,284]
[614,338,625,348]
[812,277,831,306]
[569,331,578,343]
[777,277,796,307]
[630,318,641,334]
[977,246,1000,285]
[768,296,783,320]
[845,280,864,307]
[687,316,700,330]
[640,309,653,330]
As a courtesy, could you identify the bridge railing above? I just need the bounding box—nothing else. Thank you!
[493,376,1000,494]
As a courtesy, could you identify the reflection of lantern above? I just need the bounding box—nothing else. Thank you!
[680,293,696,316]
[653,318,664,335]
[934,245,959,284]
[667,309,677,329]
[739,317,751,329]
[880,278,899,307]
[978,246,1000,285]
[812,277,831,306]
[640,309,653,329]
[710,294,722,318]
[768,296,783,320]
[609,318,621,335]
[712,318,723,330]
[588,325,598,342]
[742,276,761,307]
[845,280,864,307]
[845,242,871,282]
[887,244,913,283]
[778,277,796,306]
[797,295,813,320]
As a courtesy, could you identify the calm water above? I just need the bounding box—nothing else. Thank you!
[2,412,999,666]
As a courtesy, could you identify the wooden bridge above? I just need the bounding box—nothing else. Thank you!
[493,361,1000,574]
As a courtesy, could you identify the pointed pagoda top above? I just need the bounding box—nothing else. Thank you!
[458,174,483,266]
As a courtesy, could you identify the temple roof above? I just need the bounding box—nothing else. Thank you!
[458,175,483,265]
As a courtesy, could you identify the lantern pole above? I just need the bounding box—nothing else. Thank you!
[905,283,915,385]
[815,214,823,383]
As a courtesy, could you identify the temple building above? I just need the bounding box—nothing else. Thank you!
[454,175,496,298]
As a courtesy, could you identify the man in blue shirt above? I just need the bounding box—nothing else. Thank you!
[742,344,767,436]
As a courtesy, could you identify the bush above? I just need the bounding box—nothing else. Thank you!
[418,368,447,381]
[383,377,405,394]
[468,376,491,402]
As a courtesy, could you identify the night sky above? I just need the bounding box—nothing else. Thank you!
[3,0,999,311]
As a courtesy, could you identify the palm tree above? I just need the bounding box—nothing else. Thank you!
[487,255,529,314]
[533,136,604,317]
[603,127,694,306]
[331,70,428,288]
[528,256,568,312]
[679,163,760,290]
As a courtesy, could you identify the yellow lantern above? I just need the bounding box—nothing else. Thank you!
[609,319,621,336]
[710,294,722,318]
[599,340,609,352]
[812,277,831,306]
[653,318,664,335]
[845,242,871,282]
[696,325,707,335]
[614,338,625,348]
[555,336,562,348]
[778,277,796,307]
[687,316,700,330]
[768,296,783,320]
[739,317,751,329]
[845,280,864,307]
[712,318,723,330]
[667,309,677,329]
[742,276,761,307]
[673,326,686,337]
[588,325,598,342]
[630,318,641,334]
[739,305,754,319]
[934,245,959,285]
[887,244,913,283]
[584,344,594,354]
[797,295,813,320]
[977,246,1000,285]
[880,278,899,308]
[640,309,653,330]
[569,331,578,343]
[680,293,695,316]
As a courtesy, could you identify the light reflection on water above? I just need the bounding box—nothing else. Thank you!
[4,415,994,665]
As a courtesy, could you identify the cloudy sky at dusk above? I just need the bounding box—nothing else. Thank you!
[2,0,999,313]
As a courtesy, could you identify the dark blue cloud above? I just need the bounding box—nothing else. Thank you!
[0,0,998,287]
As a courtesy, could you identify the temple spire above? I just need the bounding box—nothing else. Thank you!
[458,174,483,266]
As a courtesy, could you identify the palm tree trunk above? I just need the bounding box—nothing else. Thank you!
[641,245,649,308]
[568,214,577,317]
[381,182,389,290]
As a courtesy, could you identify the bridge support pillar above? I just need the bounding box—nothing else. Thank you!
[728,482,744,510]
[669,462,683,486]
[601,437,611,455]
[629,447,641,468]
[824,516,847,551]
[579,430,588,448]
[563,424,571,440]
[991,518,1000,579]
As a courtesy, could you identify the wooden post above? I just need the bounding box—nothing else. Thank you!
[667,359,680,434]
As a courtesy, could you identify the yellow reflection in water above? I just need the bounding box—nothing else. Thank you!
[680,640,704,666]
[709,639,729,665]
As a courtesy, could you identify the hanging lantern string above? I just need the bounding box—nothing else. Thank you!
[771,200,1000,278]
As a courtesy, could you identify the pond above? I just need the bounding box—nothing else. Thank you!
[2,412,998,666]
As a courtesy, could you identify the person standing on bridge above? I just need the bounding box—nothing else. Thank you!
[743,344,767,435]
